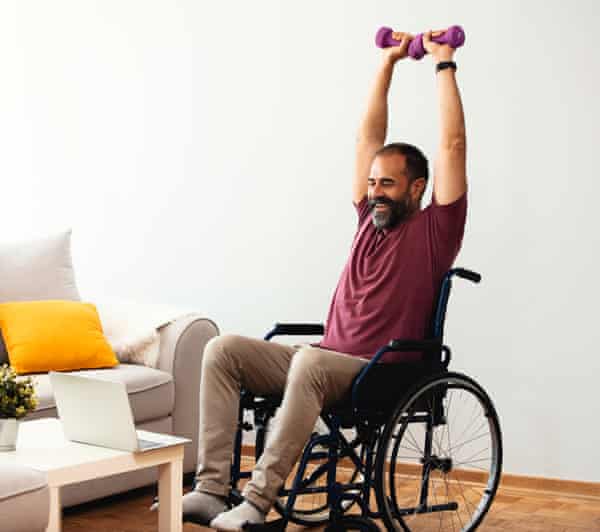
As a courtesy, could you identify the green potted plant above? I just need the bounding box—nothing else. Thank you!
[0,364,38,451]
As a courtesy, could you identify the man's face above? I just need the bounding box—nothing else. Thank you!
[367,154,419,230]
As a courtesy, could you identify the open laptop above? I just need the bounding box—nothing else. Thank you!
[49,371,171,453]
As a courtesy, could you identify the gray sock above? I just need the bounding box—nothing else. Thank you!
[182,490,228,525]
[210,501,265,531]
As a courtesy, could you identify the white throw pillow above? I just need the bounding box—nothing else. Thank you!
[0,230,80,364]
[95,300,192,368]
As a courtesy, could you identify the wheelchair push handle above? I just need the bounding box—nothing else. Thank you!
[451,268,481,284]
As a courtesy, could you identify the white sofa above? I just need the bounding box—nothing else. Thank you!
[0,231,219,514]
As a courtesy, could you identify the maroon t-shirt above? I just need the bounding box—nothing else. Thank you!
[318,192,467,363]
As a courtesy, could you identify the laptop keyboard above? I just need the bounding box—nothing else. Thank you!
[138,438,161,449]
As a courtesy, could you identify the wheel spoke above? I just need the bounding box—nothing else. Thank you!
[433,423,445,457]
[405,426,424,456]
[447,430,490,455]
[455,446,490,466]
[452,400,483,452]
[443,473,461,532]
[428,469,444,532]
[453,456,492,467]
[449,467,478,521]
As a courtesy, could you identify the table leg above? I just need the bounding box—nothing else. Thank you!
[158,457,183,532]
[46,486,62,532]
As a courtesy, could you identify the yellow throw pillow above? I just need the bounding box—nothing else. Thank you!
[0,300,118,374]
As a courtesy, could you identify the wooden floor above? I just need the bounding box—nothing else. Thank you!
[62,481,600,532]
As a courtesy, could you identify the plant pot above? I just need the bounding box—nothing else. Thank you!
[0,418,20,451]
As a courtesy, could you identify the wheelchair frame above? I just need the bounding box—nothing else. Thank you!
[227,268,502,531]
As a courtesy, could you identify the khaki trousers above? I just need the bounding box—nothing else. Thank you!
[194,334,368,512]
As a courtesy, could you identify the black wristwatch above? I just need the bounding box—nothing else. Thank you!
[436,61,457,73]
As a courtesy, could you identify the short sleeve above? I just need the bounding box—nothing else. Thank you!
[428,192,468,276]
[354,196,370,226]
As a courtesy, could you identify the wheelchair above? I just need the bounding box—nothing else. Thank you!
[227,268,503,531]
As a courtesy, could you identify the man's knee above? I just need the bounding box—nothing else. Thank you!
[288,347,326,384]
[203,334,245,370]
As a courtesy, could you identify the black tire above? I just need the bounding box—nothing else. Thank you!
[326,516,381,531]
[374,372,502,532]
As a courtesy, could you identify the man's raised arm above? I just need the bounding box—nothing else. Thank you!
[353,33,413,205]
[423,31,467,206]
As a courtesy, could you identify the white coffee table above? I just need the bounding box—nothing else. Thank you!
[0,418,190,532]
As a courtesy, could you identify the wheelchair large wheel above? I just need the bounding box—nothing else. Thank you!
[255,416,363,527]
[374,372,502,532]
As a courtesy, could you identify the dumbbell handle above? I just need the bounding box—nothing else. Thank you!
[375,26,465,60]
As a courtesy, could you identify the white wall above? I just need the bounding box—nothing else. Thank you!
[2,0,599,483]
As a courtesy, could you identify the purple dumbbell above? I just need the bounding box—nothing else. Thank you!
[375,26,465,60]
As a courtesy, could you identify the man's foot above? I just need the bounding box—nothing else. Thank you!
[210,501,265,531]
[181,490,228,525]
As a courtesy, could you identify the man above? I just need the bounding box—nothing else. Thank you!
[183,30,468,531]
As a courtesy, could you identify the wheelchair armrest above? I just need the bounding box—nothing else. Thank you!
[351,338,444,412]
[388,338,443,352]
[264,322,325,341]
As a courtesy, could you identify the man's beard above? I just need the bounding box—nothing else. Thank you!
[368,194,412,230]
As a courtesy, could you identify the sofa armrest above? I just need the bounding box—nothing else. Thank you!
[156,314,219,473]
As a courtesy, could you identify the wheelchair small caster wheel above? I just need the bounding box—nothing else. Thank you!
[326,516,380,531]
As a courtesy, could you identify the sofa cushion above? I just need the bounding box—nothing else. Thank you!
[0,464,49,532]
[0,230,80,303]
[0,230,80,366]
[0,300,119,375]
[29,364,175,424]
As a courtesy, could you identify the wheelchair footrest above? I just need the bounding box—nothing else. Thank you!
[242,518,286,531]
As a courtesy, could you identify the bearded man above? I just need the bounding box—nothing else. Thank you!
[183,30,468,531]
